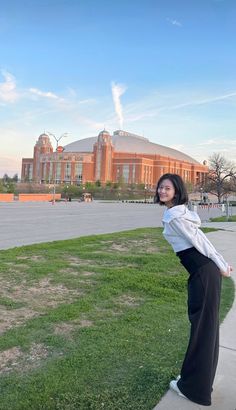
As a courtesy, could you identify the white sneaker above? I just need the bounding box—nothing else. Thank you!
[176,375,181,381]
[169,380,187,399]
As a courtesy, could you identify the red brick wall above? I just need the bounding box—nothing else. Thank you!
[0,193,14,202]
[18,194,61,202]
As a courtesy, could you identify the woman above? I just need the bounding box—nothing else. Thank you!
[155,173,232,406]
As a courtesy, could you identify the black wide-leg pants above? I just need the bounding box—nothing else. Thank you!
[176,247,222,406]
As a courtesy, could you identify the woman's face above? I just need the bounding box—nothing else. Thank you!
[158,178,175,207]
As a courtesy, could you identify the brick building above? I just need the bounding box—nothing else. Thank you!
[21,130,208,188]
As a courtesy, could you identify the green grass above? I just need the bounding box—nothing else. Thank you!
[0,228,234,410]
[0,296,25,310]
[210,215,236,222]
[200,227,219,233]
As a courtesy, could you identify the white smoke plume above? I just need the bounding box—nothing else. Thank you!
[111,81,126,129]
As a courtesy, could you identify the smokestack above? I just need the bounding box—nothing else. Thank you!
[111,81,126,129]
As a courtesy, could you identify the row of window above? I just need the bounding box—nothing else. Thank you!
[23,164,33,180]
[23,162,200,185]
[143,165,152,184]
[42,162,83,182]
[159,168,192,182]
[116,165,193,183]
[116,164,136,183]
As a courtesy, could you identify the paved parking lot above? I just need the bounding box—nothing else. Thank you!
[0,200,234,250]
[0,201,163,249]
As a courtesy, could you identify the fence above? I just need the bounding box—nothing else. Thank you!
[189,202,235,221]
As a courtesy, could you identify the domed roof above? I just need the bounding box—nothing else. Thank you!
[63,130,199,164]
[39,133,49,138]
[98,129,110,136]
[37,133,51,146]
[64,136,98,152]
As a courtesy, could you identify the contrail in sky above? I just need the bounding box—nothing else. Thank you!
[111,81,126,129]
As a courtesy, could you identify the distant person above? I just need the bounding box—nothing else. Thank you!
[203,193,208,203]
[155,173,232,406]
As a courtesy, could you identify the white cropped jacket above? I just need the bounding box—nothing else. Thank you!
[162,205,230,276]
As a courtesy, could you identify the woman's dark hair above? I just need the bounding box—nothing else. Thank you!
[154,173,188,206]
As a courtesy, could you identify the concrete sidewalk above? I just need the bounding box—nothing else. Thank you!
[153,227,236,410]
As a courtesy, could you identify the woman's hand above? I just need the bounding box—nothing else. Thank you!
[221,265,233,277]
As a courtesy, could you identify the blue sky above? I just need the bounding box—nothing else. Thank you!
[1,0,236,176]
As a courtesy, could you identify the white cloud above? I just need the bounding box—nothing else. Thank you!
[198,139,219,146]
[159,91,236,114]
[29,87,63,101]
[173,92,236,108]
[111,82,126,129]
[78,98,97,105]
[125,90,236,123]
[63,88,97,106]
[0,70,19,103]
[166,18,182,27]
[198,138,236,147]
[66,87,77,98]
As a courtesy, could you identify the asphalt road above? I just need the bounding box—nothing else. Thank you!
[0,200,233,250]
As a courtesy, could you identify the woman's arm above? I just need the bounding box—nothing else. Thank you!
[170,218,232,277]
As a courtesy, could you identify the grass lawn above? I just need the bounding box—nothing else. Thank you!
[0,228,234,410]
[210,215,236,222]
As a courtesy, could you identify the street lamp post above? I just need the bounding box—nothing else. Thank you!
[46,132,68,204]
[200,187,203,203]
[66,184,71,202]
[144,185,147,203]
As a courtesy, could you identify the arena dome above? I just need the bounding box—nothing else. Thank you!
[63,130,199,164]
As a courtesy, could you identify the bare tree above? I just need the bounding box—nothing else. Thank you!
[230,175,236,193]
[205,153,236,203]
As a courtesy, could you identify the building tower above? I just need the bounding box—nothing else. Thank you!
[93,130,113,184]
[33,134,53,182]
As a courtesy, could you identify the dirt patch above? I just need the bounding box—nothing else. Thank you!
[0,278,83,334]
[14,264,29,271]
[0,347,23,372]
[54,319,93,338]
[0,307,39,334]
[10,278,83,309]
[115,294,144,307]
[30,255,46,262]
[110,243,128,252]
[0,343,50,374]
[59,268,79,275]
[107,239,159,253]
[16,255,45,262]
[59,269,96,277]
[0,280,20,293]
[54,322,76,337]
[79,319,93,327]
[3,262,15,266]
[66,256,95,266]
[77,279,95,286]
[26,342,49,362]
[81,271,95,276]
[146,246,159,253]
[16,256,28,260]
[1,265,29,278]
